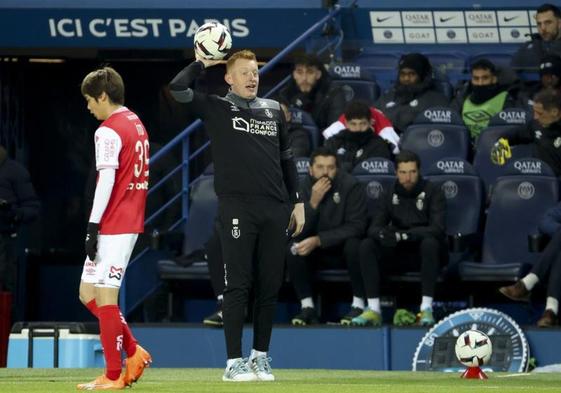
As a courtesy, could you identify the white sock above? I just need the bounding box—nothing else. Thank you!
[546,297,559,314]
[522,273,539,291]
[420,296,433,311]
[226,358,242,368]
[250,349,267,361]
[301,297,314,309]
[367,298,381,313]
[217,294,223,302]
[351,297,365,309]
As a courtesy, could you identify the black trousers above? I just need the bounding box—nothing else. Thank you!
[218,197,291,359]
[286,237,364,300]
[205,222,225,298]
[0,234,16,293]
[531,230,561,300]
[359,235,446,298]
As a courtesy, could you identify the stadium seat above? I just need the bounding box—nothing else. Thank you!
[294,156,310,181]
[354,51,403,91]
[423,51,467,83]
[400,107,469,174]
[351,157,396,215]
[289,107,320,149]
[330,79,381,104]
[459,160,559,282]
[432,78,454,100]
[424,158,483,265]
[472,108,533,195]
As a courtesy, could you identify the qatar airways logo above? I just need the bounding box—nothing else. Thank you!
[232,117,278,136]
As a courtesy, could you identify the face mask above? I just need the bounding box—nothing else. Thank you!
[470,84,500,105]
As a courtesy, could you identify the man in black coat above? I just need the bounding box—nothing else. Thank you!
[352,150,446,327]
[0,145,40,293]
[278,54,347,130]
[287,147,368,325]
[324,100,393,172]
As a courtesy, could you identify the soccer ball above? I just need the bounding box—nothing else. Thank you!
[193,22,232,60]
[455,329,493,367]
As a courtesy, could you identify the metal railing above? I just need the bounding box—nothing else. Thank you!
[120,4,346,315]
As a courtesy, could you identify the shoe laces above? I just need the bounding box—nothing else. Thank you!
[252,355,272,374]
[229,358,253,377]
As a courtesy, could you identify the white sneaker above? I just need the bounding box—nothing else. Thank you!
[222,358,257,382]
[250,355,275,381]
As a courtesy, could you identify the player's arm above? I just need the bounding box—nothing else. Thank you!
[85,127,121,261]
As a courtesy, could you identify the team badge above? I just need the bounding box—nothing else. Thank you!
[333,192,341,204]
[337,147,346,155]
[416,192,426,210]
[264,109,273,118]
[535,130,542,139]
[554,137,561,148]
[392,194,399,205]
[356,149,364,158]
[409,99,419,107]
[230,105,239,112]
[232,218,240,239]
[386,101,396,108]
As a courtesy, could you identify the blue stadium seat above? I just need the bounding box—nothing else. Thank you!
[432,79,454,100]
[351,157,396,216]
[330,79,381,104]
[459,161,559,282]
[401,107,469,173]
[423,51,467,83]
[472,108,533,195]
[182,175,218,255]
[289,107,319,149]
[354,51,403,91]
[294,156,310,180]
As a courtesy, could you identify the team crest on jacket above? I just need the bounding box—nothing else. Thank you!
[264,109,273,118]
[333,192,341,204]
[232,218,240,239]
[554,137,561,148]
[356,149,364,158]
[392,194,399,205]
[416,192,426,210]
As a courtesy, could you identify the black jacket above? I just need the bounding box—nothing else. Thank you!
[324,129,392,173]
[0,146,40,234]
[278,74,347,130]
[375,75,449,134]
[509,120,561,176]
[511,34,561,71]
[367,178,446,242]
[299,171,367,248]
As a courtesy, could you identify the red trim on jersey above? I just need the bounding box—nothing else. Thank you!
[338,107,393,135]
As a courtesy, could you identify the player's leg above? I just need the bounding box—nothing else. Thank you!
[219,198,258,381]
[250,201,290,381]
[352,238,383,326]
[286,243,318,326]
[204,222,225,327]
[539,253,561,327]
[341,237,366,325]
[417,236,443,326]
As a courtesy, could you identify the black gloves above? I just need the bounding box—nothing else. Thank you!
[85,222,100,261]
[378,227,411,247]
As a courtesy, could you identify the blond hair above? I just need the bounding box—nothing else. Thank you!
[226,50,257,72]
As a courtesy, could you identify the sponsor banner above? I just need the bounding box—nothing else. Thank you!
[433,11,465,27]
[499,27,531,43]
[404,28,435,43]
[370,11,402,27]
[497,10,529,26]
[372,28,404,43]
[467,27,500,43]
[402,11,433,27]
[435,28,467,43]
[465,11,497,27]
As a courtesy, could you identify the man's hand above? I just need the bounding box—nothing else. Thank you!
[195,51,224,68]
[295,236,321,256]
[85,222,100,261]
[288,202,305,237]
[310,177,331,209]
[378,227,398,248]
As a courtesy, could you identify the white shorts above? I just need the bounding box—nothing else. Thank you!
[80,233,138,288]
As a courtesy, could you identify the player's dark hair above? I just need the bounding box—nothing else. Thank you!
[292,53,325,71]
[470,59,497,75]
[395,150,421,170]
[310,146,338,166]
[534,87,561,110]
[537,3,561,18]
[344,100,371,121]
[81,66,125,105]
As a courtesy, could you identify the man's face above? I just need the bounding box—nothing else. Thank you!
[293,64,322,93]
[533,102,561,127]
[541,73,560,88]
[309,155,337,181]
[397,161,419,191]
[398,67,420,86]
[84,93,108,121]
[536,11,561,41]
[471,68,497,86]
[225,58,259,99]
[346,118,370,133]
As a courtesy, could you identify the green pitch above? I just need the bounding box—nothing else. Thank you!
[1,368,560,393]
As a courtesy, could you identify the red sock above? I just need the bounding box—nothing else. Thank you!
[85,299,98,318]
[98,305,123,381]
[119,311,138,357]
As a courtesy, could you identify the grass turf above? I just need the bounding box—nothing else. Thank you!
[1,369,560,392]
